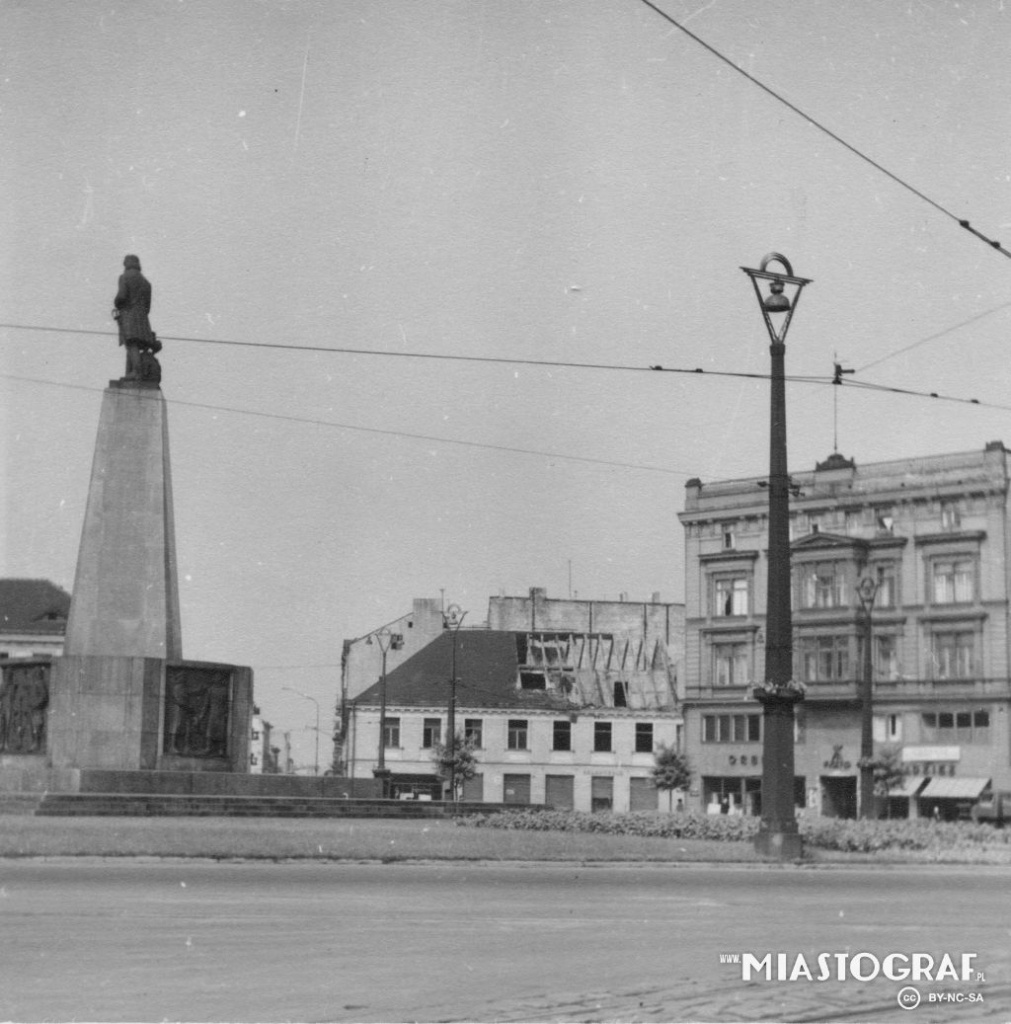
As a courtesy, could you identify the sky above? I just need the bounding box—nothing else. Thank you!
[3,0,1011,772]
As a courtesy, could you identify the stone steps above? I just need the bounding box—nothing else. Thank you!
[0,794,44,815]
[29,793,501,819]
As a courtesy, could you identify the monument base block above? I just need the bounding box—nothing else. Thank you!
[47,656,252,774]
[754,828,804,861]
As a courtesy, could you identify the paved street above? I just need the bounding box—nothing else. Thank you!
[0,859,1007,1023]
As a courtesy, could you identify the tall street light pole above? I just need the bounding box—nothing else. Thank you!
[443,603,467,800]
[742,253,812,861]
[367,628,403,798]
[857,573,881,819]
[282,686,320,776]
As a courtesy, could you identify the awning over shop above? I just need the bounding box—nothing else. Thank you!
[918,777,990,800]
[890,776,929,799]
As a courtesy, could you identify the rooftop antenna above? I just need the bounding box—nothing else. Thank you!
[832,356,854,453]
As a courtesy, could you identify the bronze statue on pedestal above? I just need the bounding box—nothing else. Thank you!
[113,254,161,384]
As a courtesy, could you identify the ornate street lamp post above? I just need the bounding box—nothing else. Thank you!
[742,253,812,860]
[443,603,467,800]
[857,573,881,819]
[366,628,403,798]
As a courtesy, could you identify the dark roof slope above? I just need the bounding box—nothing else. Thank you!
[0,579,72,635]
[355,629,572,711]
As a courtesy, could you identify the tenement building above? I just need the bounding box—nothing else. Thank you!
[678,443,1011,820]
[340,589,684,809]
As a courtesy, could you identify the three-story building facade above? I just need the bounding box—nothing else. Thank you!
[679,444,1011,819]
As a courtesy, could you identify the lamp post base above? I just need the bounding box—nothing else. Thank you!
[754,827,804,861]
[372,768,392,800]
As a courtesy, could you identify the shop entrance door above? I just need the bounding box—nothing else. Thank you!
[821,776,857,819]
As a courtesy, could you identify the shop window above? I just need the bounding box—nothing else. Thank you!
[507,719,528,750]
[635,722,653,753]
[383,716,401,748]
[422,718,441,748]
[921,709,990,744]
[594,721,612,752]
[702,713,761,743]
[552,719,571,751]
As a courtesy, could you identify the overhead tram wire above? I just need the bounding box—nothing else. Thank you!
[0,371,692,478]
[3,328,1005,462]
[635,0,1011,263]
[0,321,829,385]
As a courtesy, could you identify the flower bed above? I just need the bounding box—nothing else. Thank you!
[456,808,1011,853]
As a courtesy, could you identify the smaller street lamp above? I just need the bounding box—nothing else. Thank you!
[282,686,321,776]
[443,603,467,800]
[366,628,404,798]
[856,573,881,819]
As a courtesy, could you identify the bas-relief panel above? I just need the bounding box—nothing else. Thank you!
[163,666,232,758]
[0,662,49,754]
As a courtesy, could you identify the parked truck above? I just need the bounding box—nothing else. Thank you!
[970,790,1011,826]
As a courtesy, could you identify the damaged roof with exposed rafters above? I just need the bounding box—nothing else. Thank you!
[353,629,677,711]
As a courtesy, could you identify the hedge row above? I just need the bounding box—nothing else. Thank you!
[456,809,1011,853]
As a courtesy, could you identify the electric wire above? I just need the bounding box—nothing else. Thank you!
[0,371,692,477]
[0,321,830,384]
[636,0,1011,262]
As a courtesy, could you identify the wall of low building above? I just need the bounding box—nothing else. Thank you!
[488,589,684,650]
[347,705,682,812]
[342,598,446,702]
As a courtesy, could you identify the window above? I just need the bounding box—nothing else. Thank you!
[940,501,960,531]
[702,714,761,743]
[714,576,749,617]
[797,562,847,609]
[594,721,612,752]
[612,681,628,707]
[520,671,546,689]
[872,564,897,609]
[921,709,990,744]
[722,526,736,550]
[873,713,902,743]
[713,642,749,687]
[874,635,901,680]
[422,718,441,748]
[931,631,976,680]
[931,559,974,604]
[464,718,482,748]
[507,719,528,750]
[635,722,654,753]
[383,716,401,748]
[552,719,571,751]
[797,635,851,683]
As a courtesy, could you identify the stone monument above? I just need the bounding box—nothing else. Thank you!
[9,258,254,783]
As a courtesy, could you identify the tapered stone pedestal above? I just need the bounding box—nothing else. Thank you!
[64,381,181,659]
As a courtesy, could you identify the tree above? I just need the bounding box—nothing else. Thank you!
[651,744,692,812]
[859,746,907,818]
[431,733,479,801]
